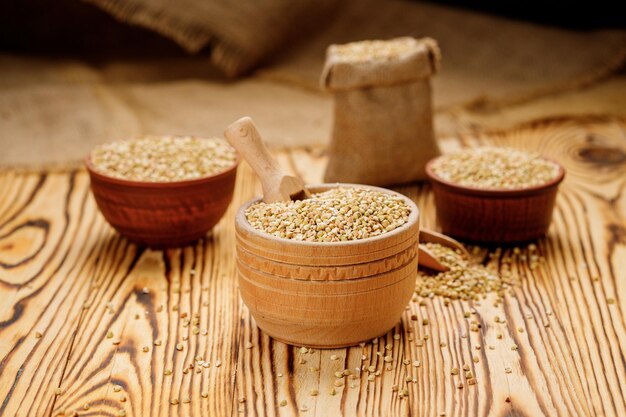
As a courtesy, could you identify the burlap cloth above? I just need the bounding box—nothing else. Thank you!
[2,0,625,168]
[260,0,626,109]
[81,0,340,77]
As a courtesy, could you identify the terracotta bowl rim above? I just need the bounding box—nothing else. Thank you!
[236,183,420,248]
[84,153,240,189]
[425,155,565,197]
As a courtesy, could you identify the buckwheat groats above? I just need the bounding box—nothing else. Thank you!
[416,243,518,301]
[430,147,560,189]
[245,187,411,242]
[90,135,236,182]
[330,37,423,63]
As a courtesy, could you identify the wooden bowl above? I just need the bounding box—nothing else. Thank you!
[425,157,565,243]
[235,184,419,348]
[85,155,239,248]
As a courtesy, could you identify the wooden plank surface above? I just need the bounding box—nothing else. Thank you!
[1,115,625,417]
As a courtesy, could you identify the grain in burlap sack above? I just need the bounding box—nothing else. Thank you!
[321,37,441,186]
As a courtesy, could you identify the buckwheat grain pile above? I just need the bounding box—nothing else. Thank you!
[332,38,418,62]
[90,135,236,182]
[430,147,560,189]
[416,243,517,301]
[245,187,410,242]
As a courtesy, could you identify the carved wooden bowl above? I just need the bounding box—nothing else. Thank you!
[85,155,239,248]
[235,184,419,348]
[426,156,565,243]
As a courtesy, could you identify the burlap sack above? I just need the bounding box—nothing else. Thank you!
[321,37,441,186]
[81,0,339,76]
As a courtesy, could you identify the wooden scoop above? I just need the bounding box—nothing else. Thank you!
[225,116,465,272]
[224,117,311,203]
[418,229,469,272]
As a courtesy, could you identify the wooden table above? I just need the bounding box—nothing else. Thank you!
[1,115,625,417]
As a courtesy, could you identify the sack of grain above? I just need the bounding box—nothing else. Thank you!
[321,37,441,186]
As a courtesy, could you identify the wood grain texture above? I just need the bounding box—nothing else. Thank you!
[1,115,625,417]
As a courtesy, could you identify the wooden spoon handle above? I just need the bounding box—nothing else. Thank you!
[224,117,285,201]
[225,116,310,202]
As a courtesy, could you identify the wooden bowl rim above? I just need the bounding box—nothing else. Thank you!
[84,152,240,189]
[425,154,565,197]
[236,183,419,248]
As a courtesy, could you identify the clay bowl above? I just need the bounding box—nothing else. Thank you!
[425,156,565,243]
[85,155,239,248]
[235,184,419,348]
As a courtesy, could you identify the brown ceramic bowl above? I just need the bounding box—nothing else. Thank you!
[85,154,239,248]
[425,156,565,243]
